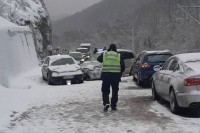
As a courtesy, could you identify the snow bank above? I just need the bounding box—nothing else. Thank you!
[0,17,38,88]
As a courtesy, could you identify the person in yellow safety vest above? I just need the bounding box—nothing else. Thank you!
[97,44,125,112]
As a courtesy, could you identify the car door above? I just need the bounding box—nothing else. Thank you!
[155,58,173,95]
[122,52,135,75]
[161,58,179,100]
[42,57,50,78]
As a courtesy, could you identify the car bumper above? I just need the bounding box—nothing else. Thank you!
[176,91,200,107]
[139,71,154,82]
[51,74,83,83]
[83,69,101,80]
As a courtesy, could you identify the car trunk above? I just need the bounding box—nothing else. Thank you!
[185,62,200,91]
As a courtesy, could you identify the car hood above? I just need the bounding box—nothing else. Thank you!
[49,64,80,72]
[81,61,102,69]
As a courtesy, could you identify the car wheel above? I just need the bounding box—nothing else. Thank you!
[136,73,143,86]
[170,89,180,114]
[152,82,159,100]
[47,74,53,85]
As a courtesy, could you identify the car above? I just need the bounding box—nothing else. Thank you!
[76,47,91,60]
[152,52,200,114]
[80,52,103,80]
[41,55,84,85]
[69,52,84,64]
[117,49,135,76]
[131,50,172,86]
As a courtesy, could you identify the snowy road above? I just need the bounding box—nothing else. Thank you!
[1,68,200,133]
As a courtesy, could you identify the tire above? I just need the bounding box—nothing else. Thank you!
[170,89,180,114]
[47,74,53,85]
[136,73,143,86]
[152,82,159,100]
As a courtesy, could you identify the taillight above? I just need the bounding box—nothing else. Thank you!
[140,63,151,69]
[184,78,200,86]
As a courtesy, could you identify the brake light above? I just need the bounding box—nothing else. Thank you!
[184,78,200,86]
[140,63,151,69]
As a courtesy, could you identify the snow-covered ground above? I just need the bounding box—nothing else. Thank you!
[1,67,200,133]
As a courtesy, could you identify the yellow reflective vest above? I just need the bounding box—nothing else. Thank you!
[102,51,121,73]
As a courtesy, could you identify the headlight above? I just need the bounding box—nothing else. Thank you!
[52,72,59,77]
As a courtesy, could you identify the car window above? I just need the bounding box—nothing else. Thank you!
[69,53,82,60]
[51,58,75,66]
[136,54,142,62]
[145,54,172,63]
[119,52,134,60]
[162,59,172,70]
[169,59,178,71]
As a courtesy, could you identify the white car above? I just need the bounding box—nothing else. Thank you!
[152,52,200,114]
[41,55,84,85]
[80,52,103,80]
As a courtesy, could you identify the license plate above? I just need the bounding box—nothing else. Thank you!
[63,76,74,79]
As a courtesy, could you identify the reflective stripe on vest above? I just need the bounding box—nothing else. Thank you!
[102,51,121,73]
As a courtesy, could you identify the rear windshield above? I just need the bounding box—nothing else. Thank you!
[76,49,89,53]
[145,54,172,63]
[118,52,134,60]
[69,53,82,60]
[51,58,75,66]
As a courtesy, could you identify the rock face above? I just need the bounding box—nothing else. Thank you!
[0,0,52,58]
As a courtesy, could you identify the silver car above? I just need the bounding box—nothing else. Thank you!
[80,52,103,80]
[152,53,200,114]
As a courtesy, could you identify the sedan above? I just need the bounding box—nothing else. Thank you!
[42,55,84,85]
[152,53,200,114]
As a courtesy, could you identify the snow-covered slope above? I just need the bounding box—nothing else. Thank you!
[0,16,38,88]
[0,0,52,57]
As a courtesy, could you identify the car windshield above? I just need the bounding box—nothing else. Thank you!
[76,49,89,53]
[50,58,75,66]
[146,54,172,63]
[69,53,82,60]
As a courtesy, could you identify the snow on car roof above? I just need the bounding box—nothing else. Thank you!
[49,55,72,60]
[142,50,171,54]
[69,52,82,54]
[176,52,200,62]
[77,48,88,50]
[117,49,133,52]
[80,43,91,46]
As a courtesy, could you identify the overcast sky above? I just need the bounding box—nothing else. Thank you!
[44,0,101,20]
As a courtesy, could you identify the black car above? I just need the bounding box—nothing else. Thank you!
[131,50,173,86]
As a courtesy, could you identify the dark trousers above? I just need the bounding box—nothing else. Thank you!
[101,81,119,108]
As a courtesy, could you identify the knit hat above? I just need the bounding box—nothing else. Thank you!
[108,44,117,52]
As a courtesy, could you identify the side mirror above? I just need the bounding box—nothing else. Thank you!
[153,65,161,72]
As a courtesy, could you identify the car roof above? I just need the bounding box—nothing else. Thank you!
[48,55,72,60]
[80,43,91,46]
[69,52,82,54]
[142,50,171,55]
[77,48,88,50]
[175,52,200,62]
[117,49,133,53]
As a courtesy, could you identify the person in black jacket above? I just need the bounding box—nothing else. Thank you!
[97,44,125,112]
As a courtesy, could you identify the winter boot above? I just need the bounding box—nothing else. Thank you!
[103,104,110,112]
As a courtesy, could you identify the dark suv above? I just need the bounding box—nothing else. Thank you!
[131,50,172,86]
